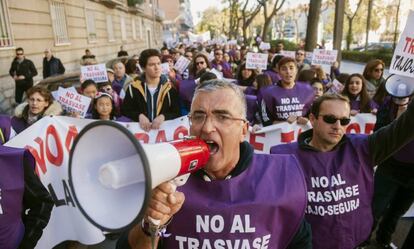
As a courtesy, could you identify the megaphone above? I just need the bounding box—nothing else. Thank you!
[68,121,210,232]
[385,74,414,98]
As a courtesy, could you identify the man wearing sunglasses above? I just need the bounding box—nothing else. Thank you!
[270,93,414,249]
[9,47,38,104]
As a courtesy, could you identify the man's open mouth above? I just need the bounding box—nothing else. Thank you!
[205,140,219,155]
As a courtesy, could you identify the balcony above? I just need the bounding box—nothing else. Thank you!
[127,0,145,13]
[100,0,125,8]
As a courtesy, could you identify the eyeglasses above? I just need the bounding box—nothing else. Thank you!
[188,112,247,127]
[318,114,351,126]
[196,61,205,65]
[374,68,384,72]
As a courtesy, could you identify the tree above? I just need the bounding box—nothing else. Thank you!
[365,0,373,50]
[240,0,262,43]
[305,0,322,51]
[344,0,363,50]
[224,0,241,39]
[333,0,345,61]
[258,0,286,42]
[196,7,227,39]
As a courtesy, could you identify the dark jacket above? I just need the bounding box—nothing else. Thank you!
[9,58,38,84]
[42,56,65,79]
[20,154,54,249]
[121,75,180,122]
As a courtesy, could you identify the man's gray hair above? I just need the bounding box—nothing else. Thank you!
[192,79,247,119]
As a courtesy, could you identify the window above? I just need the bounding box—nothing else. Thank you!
[85,10,97,42]
[50,0,70,45]
[0,0,13,48]
[106,15,115,41]
[120,16,126,41]
[139,18,144,40]
[131,17,136,40]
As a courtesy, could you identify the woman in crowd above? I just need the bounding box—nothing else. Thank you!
[363,59,386,98]
[264,54,283,84]
[311,79,324,100]
[98,81,122,114]
[125,58,140,80]
[236,62,257,91]
[80,79,98,118]
[341,73,378,115]
[162,54,181,87]
[188,53,211,80]
[12,86,62,134]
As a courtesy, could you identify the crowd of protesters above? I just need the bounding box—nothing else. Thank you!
[2,39,414,249]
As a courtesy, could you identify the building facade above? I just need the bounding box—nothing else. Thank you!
[0,0,165,113]
[159,0,193,45]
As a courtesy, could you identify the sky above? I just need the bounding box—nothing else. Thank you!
[189,0,309,25]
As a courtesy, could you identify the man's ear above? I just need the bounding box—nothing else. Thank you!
[240,121,248,142]
[309,113,316,126]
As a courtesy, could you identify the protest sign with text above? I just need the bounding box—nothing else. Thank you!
[174,56,191,74]
[312,49,338,72]
[390,10,414,77]
[280,50,296,58]
[56,88,91,118]
[246,52,268,70]
[80,64,108,83]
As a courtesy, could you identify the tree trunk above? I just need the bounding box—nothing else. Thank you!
[333,0,345,62]
[346,17,352,50]
[365,0,373,50]
[305,0,322,51]
[393,0,401,50]
[262,19,271,42]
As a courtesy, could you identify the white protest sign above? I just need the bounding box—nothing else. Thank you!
[259,42,271,51]
[56,88,92,118]
[228,39,238,45]
[81,64,108,83]
[210,68,223,79]
[305,52,314,63]
[161,62,170,75]
[246,52,268,70]
[208,51,215,62]
[326,79,344,94]
[280,50,296,58]
[312,49,338,72]
[174,56,191,74]
[390,10,414,77]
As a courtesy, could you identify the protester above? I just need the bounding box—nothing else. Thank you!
[91,92,117,120]
[98,81,122,115]
[80,49,96,65]
[0,144,54,249]
[236,62,256,90]
[112,60,132,96]
[12,86,62,134]
[117,45,128,57]
[211,48,233,78]
[80,79,98,118]
[116,79,311,249]
[162,54,181,86]
[297,69,316,84]
[310,79,324,100]
[312,65,330,85]
[121,48,180,131]
[106,68,115,83]
[178,70,218,115]
[270,93,414,249]
[363,59,386,98]
[341,73,378,115]
[368,95,414,249]
[188,53,211,80]
[42,48,65,79]
[264,54,283,84]
[125,58,140,80]
[295,49,311,72]
[9,47,38,104]
[260,57,314,126]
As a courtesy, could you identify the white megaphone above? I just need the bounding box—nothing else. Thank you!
[385,74,414,98]
[68,121,210,232]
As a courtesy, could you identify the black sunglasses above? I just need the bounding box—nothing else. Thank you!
[319,115,351,126]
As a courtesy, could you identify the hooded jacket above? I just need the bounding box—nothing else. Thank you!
[121,75,180,122]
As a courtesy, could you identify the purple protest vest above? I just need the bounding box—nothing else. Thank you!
[271,134,374,249]
[0,146,34,249]
[0,115,12,144]
[163,153,307,249]
[261,82,314,121]
[178,79,197,111]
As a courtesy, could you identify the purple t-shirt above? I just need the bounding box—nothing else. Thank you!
[270,133,374,249]
[260,82,314,123]
[263,70,281,84]
[178,79,197,111]
[163,153,307,249]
